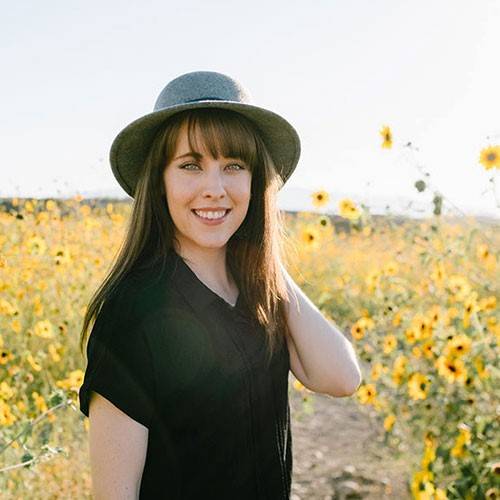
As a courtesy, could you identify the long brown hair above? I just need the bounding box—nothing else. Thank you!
[79,108,294,366]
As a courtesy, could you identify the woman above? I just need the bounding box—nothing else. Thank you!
[78,70,362,500]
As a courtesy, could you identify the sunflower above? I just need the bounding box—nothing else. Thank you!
[383,334,397,354]
[436,355,467,384]
[299,227,320,249]
[311,190,330,208]
[479,144,500,170]
[408,372,430,400]
[384,413,396,431]
[357,383,377,405]
[380,125,393,149]
[443,334,472,358]
[338,199,361,220]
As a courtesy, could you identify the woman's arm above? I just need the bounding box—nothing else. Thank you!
[280,264,362,397]
[89,391,148,499]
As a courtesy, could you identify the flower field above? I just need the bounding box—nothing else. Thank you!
[1,129,499,498]
[0,195,497,499]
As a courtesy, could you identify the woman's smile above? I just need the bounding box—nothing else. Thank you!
[191,208,232,225]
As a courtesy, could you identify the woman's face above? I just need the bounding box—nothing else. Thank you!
[163,121,252,254]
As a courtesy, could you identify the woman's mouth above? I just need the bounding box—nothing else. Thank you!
[191,209,231,225]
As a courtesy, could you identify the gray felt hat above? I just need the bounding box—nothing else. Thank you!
[109,70,301,198]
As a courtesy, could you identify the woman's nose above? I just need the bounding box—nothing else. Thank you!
[201,168,226,196]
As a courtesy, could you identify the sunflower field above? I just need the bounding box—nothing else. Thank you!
[0,130,499,499]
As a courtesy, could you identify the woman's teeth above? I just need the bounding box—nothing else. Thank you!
[193,209,228,220]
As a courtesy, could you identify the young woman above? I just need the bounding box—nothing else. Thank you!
[78,70,362,500]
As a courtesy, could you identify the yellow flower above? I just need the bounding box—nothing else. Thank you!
[16,401,27,413]
[436,355,467,384]
[421,340,435,359]
[405,327,419,344]
[412,346,422,358]
[430,261,446,287]
[435,488,448,499]
[0,381,15,401]
[110,213,124,224]
[392,354,408,386]
[479,144,500,170]
[473,356,490,379]
[421,443,436,469]
[299,227,320,249]
[382,260,399,276]
[443,334,472,358]
[1,349,13,365]
[0,299,18,316]
[411,469,435,499]
[351,317,373,341]
[489,462,500,476]
[45,199,57,211]
[338,199,361,220]
[427,304,443,327]
[0,400,17,425]
[384,414,396,432]
[36,211,49,223]
[56,369,85,392]
[383,334,397,354]
[31,391,48,412]
[52,245,72,266]
[293,379,305,391]
[26,235,47,256]
[317,215,331,230]
[408,372,430,401]
[311,190,330,208]
[412,314,433,340]
[48,343,62,363]
[478,295,496,312]
[380,125,393,149]
[11,318,22,333]
[447,274,472,302]
[33,319,55,339]
[450,424,472,458]
[79,205,92,216]
[476,243,492,262]
[27,353,42,372]
[371,362,384,381]
[485,488,499,500]
[357,383,377,405]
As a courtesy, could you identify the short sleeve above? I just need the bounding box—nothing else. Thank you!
[79,288,156,429]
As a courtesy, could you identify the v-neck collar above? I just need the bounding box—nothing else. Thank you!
[167,247,244,316]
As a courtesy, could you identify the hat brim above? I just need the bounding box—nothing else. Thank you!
[109,100,301,198]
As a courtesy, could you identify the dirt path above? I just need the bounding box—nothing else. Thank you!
[289,388,413,499]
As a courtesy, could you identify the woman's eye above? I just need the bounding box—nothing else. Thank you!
[228,163,245,170]
[180,163,200,170]
[180,163,245,171]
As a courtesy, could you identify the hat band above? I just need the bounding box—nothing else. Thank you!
[183,97,226,103]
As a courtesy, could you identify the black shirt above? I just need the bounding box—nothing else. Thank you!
[79,247,292,499]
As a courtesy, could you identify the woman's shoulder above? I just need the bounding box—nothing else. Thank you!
[104,257,176,324]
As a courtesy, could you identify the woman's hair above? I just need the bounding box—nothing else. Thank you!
[79,108,294,366]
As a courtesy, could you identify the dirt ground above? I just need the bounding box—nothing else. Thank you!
[289,388,413,499]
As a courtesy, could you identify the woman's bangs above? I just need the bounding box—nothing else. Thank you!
[184,110,260,172]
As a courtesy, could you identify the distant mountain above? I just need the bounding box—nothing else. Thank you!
[276,185,499,220]
[1,185,498,221]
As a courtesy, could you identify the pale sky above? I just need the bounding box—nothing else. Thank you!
[2,0,499,218]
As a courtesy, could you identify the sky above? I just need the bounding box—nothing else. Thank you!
[2,0,499,219]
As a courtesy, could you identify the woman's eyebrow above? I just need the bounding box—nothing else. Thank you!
[173,151,202,161]
[173,151,246,163]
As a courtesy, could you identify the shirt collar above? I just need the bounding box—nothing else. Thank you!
[167,247,245,317]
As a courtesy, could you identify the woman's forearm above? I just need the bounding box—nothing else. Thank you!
[281,264,362,396]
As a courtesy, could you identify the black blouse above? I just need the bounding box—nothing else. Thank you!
[79,247,292,499]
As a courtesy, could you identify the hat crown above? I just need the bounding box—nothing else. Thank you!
[153,71,253,111]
